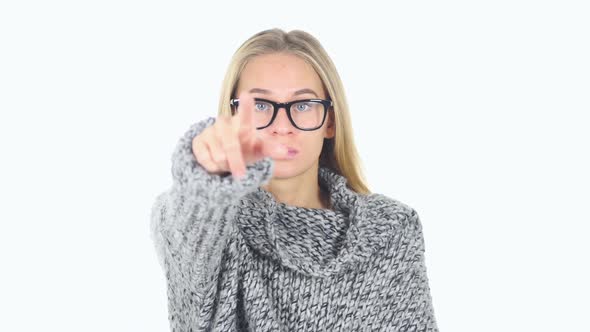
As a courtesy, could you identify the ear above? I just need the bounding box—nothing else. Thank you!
[324,110,336,139]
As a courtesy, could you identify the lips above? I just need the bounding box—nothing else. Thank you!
[286,147,298,158]
[275,144,298,158]
[277,143,298,153]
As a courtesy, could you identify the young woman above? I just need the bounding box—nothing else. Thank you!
[151,28,439,331]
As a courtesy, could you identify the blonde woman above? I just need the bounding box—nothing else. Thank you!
[151,28,439,331]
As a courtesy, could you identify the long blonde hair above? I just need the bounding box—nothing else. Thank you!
[216,28,371,195]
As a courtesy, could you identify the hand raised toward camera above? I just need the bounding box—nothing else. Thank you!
[191,93,291,179]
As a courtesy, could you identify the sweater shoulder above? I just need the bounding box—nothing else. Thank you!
[355,193,425,258]
[362,193,422,236]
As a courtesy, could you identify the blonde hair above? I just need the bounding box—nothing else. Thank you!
[216,28,371,195]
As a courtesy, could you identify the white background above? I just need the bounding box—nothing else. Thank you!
[1,0,588,331]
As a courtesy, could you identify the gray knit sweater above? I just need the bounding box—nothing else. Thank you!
[150,117,439,331]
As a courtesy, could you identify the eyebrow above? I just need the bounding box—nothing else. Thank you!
[248,88,319,98]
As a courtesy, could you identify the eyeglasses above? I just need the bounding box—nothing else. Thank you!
[230,97,333,131]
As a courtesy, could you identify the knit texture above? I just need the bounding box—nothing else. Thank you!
[150,117,439,331]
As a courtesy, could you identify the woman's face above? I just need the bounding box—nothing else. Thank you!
[235,52,335,179]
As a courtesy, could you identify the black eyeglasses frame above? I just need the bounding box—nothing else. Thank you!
[229,97,333,131]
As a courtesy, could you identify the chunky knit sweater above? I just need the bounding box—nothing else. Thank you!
[150,117,439,331]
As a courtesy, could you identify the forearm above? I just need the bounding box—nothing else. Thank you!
[150,116,274,295]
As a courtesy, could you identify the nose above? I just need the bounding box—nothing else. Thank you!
[269,107,294,135]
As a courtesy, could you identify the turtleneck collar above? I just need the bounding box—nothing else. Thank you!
[235,166,394,278]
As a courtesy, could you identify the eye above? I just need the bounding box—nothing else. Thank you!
[255,101,271,112]
[294,103,311,112]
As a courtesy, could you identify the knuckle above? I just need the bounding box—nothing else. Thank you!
[212,127,225,142]
[192,133,203,146]
[194,149,208,163]
[211,152,227,164]
[201,159,218,172]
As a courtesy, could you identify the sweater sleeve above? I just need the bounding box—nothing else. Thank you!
[149,117,274,324]
[394,208,440,332]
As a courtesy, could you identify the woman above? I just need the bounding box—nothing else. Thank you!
[151,28,439,331]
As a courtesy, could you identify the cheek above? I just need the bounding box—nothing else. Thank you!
[301,135,325,158]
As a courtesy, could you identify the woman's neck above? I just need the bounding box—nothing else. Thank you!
[261,166,331,210]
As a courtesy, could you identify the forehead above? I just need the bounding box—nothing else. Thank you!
[238,53,325,97]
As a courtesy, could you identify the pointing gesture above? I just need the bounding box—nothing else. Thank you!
[192,93,291,179]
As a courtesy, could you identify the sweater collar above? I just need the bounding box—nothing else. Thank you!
[236,166,392,278]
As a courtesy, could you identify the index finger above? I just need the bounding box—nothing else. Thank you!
[236,92,255,134]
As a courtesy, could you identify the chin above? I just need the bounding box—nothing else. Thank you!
[271,159,320,180]
[271,161,307,179]
[271,162,297,179]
